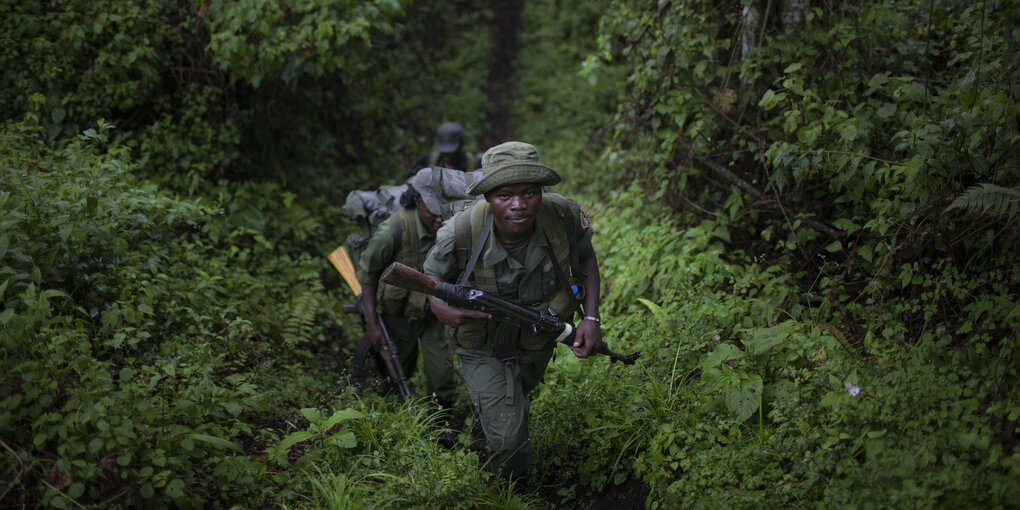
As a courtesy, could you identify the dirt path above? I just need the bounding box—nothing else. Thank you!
[483,0,522,146]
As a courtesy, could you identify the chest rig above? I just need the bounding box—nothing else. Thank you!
[453,195,582,405]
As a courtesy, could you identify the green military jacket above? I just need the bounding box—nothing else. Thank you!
[357,208,435,320]
[423,193,594,350]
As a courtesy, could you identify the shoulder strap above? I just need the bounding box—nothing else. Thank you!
[454,201,496,290]
[454,204,474,273]
[538,195,584,315]
[457,214,491,286]
[395,208,421,269]
[537,195,570,267]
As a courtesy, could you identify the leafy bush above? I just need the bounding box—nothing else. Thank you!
[0,121,357,507]
[526,180,1020,507]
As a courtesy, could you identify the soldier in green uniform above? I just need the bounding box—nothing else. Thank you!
[423,141,604,479]
[412,122,481,173]
[357,168,459,408]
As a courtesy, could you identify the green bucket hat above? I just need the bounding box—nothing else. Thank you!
[464,141,561,195]
[407,167,441,215]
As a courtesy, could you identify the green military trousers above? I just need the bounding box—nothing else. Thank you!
[380,311,458,404]
[456,343,554,479]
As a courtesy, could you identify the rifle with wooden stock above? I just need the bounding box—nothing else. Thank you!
[341,300,412,402]
[328,246,412,402]
[380,262,640,364]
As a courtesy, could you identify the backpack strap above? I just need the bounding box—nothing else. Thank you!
[394,208,422,269]
[454,201,497,291]
[537,196,570,268]
[457,213,492,287]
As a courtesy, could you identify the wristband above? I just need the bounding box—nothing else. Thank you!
[582,315,602,325]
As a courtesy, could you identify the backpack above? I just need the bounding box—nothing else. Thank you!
[342,184,407,265]
[342,167,482,264]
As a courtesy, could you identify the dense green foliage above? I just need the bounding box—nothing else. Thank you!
[523,0,1019,506]
[2,0,1017,508]
[0,0,520,507]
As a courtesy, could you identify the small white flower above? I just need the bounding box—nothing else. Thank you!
[713,334,721,341]
[845,382,860,397]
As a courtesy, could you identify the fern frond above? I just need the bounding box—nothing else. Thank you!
[284,280,324,344]
[945,183,1020,223]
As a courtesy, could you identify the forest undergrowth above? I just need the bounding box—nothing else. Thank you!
[2,0,1018,508]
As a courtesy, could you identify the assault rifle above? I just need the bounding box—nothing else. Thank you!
[342,299,412,402]
[328,245,411,402]
[380,262,640,364]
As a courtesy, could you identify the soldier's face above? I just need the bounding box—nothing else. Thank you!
[487,183,541,243]
[416,198,443,233]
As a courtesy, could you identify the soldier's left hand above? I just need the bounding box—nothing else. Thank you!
[571,319,603,358]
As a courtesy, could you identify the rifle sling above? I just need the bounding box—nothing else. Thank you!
[542,240,584,318]
[457,213,492,286]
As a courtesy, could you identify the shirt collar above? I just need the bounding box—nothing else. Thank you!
[481,217,549,271]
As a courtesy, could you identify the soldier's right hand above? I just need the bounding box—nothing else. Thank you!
[365,324,386,352]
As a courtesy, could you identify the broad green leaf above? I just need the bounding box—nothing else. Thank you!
[166,478,186,498]
[857,245,874,263]
[330,431,357,449]
[277,430,315,452]
[300,407,322,423]
[832,218,861,234]
[725,374,763,422]
[637,297,670,328]
[701,343,742,370]
[743,322,793,357]
[759,89,786,111]
[877,103,897,118]
[839,122,857,142]
[68,483,85,499]
[324,408,365,429]
[798,124,822,144]
[221,401,243,418]
[43,289,70,300]
[188,433,243,453]
[0,308,13,327]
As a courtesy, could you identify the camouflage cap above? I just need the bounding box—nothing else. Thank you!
[464,141,561,196]
[408,167,441,215]
[433,122,463,153]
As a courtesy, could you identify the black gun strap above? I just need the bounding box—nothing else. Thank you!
[457,213,493,286]
[542,241,584,318]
